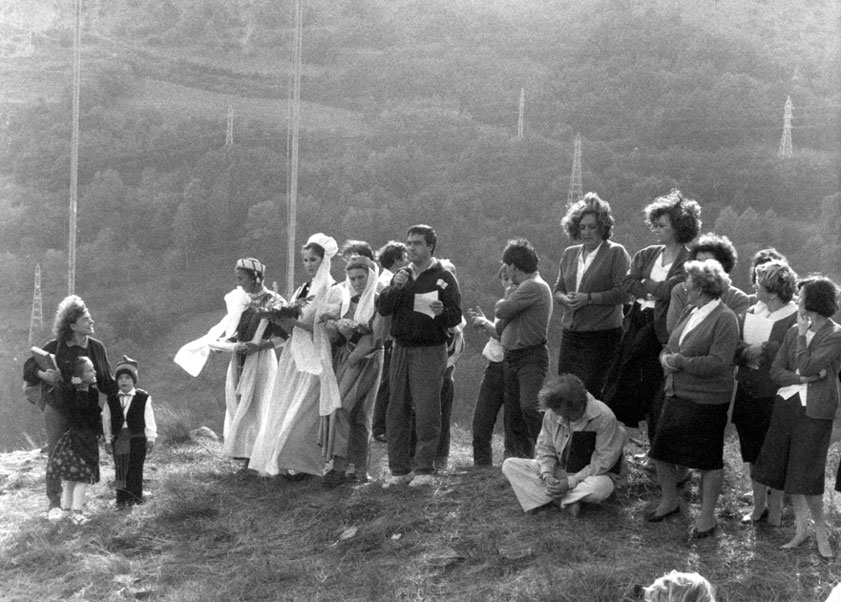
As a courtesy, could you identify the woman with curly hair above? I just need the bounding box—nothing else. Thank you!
[23,295,117,519]
[553,193,631,395]
[753,276,841,559]
[602,190,701,442]
[733,260,798,525]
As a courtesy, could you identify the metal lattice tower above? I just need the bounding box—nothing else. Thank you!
[29,264,44,346]
[225,104,233,146]
[566,133,583,207]
[516,88,525,140]
[778,96,793,159]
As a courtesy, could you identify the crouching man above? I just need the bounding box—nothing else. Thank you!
[502,373,626,516]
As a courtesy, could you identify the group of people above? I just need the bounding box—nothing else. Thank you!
[24,296,157,523]
[22,190,841,564]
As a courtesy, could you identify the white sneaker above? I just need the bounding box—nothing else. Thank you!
[47,507,64,521]
[382,472,415,489]
[407,474,436,488]
[70,513,90,526]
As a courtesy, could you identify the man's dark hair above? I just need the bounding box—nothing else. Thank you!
[538,374,588,413]
[407,224,437,255]
[340,239,374,260]
[502,238,539,273]
[377,241,407,270]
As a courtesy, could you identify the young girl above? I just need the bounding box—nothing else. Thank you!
[45,356,102,525]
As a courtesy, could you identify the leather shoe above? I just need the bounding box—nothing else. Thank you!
[688,524,717,539]
[646,505,680,522]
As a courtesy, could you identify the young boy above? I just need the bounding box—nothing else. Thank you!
[102,356,157,508]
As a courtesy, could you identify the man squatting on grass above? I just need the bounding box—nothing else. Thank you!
[502,373,626,516]
[494,238,554,459]
[377,225,462,488]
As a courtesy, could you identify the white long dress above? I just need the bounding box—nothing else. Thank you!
[248,282,345,476]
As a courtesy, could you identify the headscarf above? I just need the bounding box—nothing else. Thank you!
[345,256,379,326]
[235,257,265,282]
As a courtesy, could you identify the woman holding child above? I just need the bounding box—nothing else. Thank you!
[249,233,346,478]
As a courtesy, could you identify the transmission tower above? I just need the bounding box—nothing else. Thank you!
[778,96,792,159]
[516,88,525,140]
[225,104,233,146]
[566,133,583,207]
[29,264,44,346]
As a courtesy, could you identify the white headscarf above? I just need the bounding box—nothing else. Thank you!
[346,256,379,325]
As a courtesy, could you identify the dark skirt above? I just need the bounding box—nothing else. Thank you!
[753,394,832,495]
[46,427,100,485]
[601,306,663,428]
[731,385,775,464]
[557,327,623,397]
[649,396,728,470]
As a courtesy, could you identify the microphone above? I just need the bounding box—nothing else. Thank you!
[395,267,411,289]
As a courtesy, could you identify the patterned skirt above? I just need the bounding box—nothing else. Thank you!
[46,428,100,485]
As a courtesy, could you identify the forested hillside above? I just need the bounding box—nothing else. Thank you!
[1,0,838,449]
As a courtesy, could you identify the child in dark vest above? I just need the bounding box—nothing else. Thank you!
[45,355,102,525]
[103,356,157,508]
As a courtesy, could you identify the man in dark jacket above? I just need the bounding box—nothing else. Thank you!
[377,225,462,488]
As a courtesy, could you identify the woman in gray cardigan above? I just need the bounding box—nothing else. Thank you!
[753,276,841,559]
[647,260,739,539]
[554,193,631,396]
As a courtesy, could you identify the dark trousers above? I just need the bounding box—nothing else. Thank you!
[471,361,506,466]
[44,404,69,509]
[371,341,393,438]
[386,343,447,475]
[115,437,147,506]
[503,344,549,459]
[557,327,623,397]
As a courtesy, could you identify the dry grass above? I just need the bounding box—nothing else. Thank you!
[2,425,841,601]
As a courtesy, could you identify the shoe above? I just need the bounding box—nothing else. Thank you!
[382,472,415,489]
[283,470,310,482]
[688,523,717,540]
[646,505,680,522]
[322,469,346,489]
[407,474,436,488]
[70,513,90,526]
[741,508,769,524]
[47,507,64,522]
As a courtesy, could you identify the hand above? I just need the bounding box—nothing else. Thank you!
[797,312,811,336]
[660,353,679,373]
[295,295,313,308]
[544,476,570,497]
[146,440,155,452]
[429,300,444,316]
[393,269,410,288]
[742,344,763,365]
[104,442,113,454]
[242,342,261,356]
[336,318,357,338]
[565,293,587,311]
[319,312,339,324]
[40,369,61,386]
[467,306,487,329]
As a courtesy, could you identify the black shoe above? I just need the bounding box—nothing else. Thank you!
[322,469,346,488]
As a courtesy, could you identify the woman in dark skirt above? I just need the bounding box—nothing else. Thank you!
[602,190,701,440]
[733,259,798,525]
[553,193,631,396]
[753,276,841,559]
[647,260,739,538]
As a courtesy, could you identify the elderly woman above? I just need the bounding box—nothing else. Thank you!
[320,256,384,486]
[23,295,117,520]
[733,260,798,525]
[666,233,750,333]
[554,193,631,395]
[249,234,346,478]
[753,276,841,559]
[647,260,739,538]
[603,190,701,440]
[218,258,288,464]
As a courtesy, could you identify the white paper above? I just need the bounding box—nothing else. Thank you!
[743,313,774,346]
[413,291,439,318]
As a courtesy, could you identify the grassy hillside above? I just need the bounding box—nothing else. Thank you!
[2,426,841,601]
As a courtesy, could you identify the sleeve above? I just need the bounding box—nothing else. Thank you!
[728,288,752,319]
[594,246,632,306]
[436,271,462,329]
[94,341,118,397]
[570,415,626,483]
[666,286,687,335]
[792,328,841,377]
[102,400,113,443]
[23,340,58,385]
[621,249,649,298]
[145,396,157,441]
[647,262,687,302]
[377,283,406,317]
[535,414,560,476]
[553,253,569,295]
[495,280,539,322]
[770,328,801,386]
[673,312,739,376]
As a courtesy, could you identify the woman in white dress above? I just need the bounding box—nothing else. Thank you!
[249,234,345,477]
